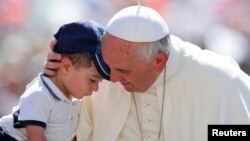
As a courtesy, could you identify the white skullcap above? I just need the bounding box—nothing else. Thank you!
[106,6,169,42]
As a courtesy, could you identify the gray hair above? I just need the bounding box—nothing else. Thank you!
[136,35,171,61]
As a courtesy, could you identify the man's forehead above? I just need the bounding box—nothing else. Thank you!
[103,39,138,58]
[103,33,141,49]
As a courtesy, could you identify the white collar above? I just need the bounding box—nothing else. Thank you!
[40,74,70,102]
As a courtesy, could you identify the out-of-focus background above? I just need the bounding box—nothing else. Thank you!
[0,0,250,116]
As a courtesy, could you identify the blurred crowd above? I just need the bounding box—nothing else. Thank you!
[0,0,250,116]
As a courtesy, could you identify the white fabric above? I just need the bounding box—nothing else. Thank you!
[76,96,93,141]
[0,75,81,141]
[77,35,250,141]
[116,95,141,141]
[118,87,164,141]
[106,6,169,42]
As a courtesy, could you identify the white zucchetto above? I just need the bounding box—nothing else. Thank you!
[106,6,169,42]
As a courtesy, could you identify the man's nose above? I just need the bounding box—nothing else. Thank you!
[110,70,122,82]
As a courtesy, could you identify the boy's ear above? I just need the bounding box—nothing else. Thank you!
[154,52,168,71]
[61,57,72,73]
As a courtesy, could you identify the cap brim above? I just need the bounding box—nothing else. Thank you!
[93,53,110,80]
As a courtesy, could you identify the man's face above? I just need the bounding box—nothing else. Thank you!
[101,33,160,93]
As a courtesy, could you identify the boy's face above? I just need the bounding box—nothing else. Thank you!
[60,59,102,99]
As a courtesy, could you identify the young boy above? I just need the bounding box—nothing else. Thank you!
[0,20,110,141]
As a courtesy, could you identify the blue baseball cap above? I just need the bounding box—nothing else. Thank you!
[54,20,110,80]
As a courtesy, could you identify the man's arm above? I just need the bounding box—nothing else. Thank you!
[43,39,62,76]
[26,125,47,141]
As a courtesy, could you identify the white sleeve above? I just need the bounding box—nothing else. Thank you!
[17,91,51,128]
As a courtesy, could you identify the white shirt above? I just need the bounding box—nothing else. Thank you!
[118,72,165,141]
[0,74,81,141]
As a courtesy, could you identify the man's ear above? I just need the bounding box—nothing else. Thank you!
[154,52,168,71]
[60,57,72,73]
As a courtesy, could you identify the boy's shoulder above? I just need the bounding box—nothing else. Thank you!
[21,75,53,104]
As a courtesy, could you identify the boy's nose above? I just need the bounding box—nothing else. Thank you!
[92,83,99,92]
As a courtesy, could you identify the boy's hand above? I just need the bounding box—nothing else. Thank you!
[26,125,47,141]
[43,39,62,76]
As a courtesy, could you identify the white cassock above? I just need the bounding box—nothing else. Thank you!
[76,36,250,141]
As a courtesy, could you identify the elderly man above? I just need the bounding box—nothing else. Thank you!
[44,6,250,141]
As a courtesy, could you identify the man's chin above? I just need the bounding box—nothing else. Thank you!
[123,85,135,92]
[123,85,148,93]
[123,85,143,93]
[121,83,145,93]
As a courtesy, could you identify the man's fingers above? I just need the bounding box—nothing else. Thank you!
[42,68,57,77]
[44,39,62,77]
[47,51,62,61]
[43,61,61,70]
[49,39,57,50]
[42,61,61,76]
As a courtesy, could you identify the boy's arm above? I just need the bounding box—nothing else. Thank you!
[72,136,77,141]
[26,125,47,141]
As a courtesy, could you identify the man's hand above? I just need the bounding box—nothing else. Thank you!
[43,39,62,76]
